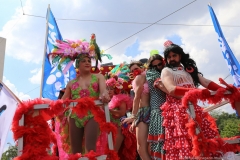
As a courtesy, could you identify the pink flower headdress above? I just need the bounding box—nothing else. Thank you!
[49,33,102,70]
[106,77,124,90]
[163,40,173,47]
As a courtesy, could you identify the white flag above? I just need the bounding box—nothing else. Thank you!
[0,82,18,159]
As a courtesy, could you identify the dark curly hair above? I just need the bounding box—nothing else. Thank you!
[163,44,203,87]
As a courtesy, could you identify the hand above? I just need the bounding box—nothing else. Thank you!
[100,90,110,103]
[129,122,136,133]
[121,117,134,124]
[219,78,235,92]
[225,84,236,93]
[153,78,161,88]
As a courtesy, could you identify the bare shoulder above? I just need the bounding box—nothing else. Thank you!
[135,74,145,84]
[67,78,76,88]
[94,73,104,79]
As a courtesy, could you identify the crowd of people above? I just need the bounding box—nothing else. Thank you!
[50,36,238,160]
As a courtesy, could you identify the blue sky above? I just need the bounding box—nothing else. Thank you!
[124,35,182,58]
[1,0,240,152]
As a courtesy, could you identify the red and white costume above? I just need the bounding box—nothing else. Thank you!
[160,67,221,159]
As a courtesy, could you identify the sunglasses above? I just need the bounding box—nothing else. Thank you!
[152,62,162,68]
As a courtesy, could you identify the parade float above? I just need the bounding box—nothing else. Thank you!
[7,4,240,160]
[10,62,240,160]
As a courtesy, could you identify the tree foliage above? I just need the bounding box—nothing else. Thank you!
[1,144,17,160]
[210,110,240,138]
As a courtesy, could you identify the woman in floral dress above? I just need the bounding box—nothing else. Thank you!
[62,55,109,154]
[49,36,109,157]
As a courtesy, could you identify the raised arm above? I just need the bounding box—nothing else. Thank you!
[198,74,224,91]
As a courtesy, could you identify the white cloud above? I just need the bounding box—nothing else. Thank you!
[214,103,236,114]
[1,0,240,113]
[30,68,39,73]
[3,76,31,100]
[29,68,42,84]
[231,34,240,58]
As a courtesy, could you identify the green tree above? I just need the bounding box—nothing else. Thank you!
[1,143,17,160]
[220,118,240,138]
[210,111,240,138]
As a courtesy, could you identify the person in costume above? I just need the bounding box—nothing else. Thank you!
[156,40,228,159]
[51,34,110,155]
[145,51,167,160]
[107,77,128,151]
[122,61,151,160]
[106,76,137,159]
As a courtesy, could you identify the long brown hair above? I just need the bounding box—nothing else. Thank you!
[146,54,164,69]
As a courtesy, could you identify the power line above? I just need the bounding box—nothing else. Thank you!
[23,13,240,27]
[20,86,40,97]
[20,0,25,15]
[56,19,240,28]
[0,15,23,45]
[15,0,234,96]
[0,0,24,44]
[19,1,240,28]
[104,0,197,51]
[223,74,231,80]
[24,13,45,18]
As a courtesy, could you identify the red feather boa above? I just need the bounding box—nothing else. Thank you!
[118,125,137,160]
[12,98,119,160]
[182,88,240,157]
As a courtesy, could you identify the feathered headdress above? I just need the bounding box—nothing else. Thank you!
[49,33,103,70]
[106,62,132,93]
[109,62,130,82]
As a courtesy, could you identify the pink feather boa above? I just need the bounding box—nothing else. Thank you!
[108,94,133,110]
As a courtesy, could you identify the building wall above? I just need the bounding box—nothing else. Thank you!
[0,37,6,82]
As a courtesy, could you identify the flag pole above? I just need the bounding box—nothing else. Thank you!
[40,4,50,98]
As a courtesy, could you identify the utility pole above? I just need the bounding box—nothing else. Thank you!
[0,37,6,81]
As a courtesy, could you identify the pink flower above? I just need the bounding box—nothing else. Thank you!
[106,78,116,87]
[79,89,90,97]
[92,82,99,92]
[71,82,79,90]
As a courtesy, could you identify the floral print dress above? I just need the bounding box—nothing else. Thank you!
[68,74,99,128]
[55,74,100,159]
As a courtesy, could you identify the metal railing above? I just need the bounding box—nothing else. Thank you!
[17,100,113,160]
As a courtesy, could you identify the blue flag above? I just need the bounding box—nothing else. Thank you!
[42,9,76,100]
[208,5,240,87]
